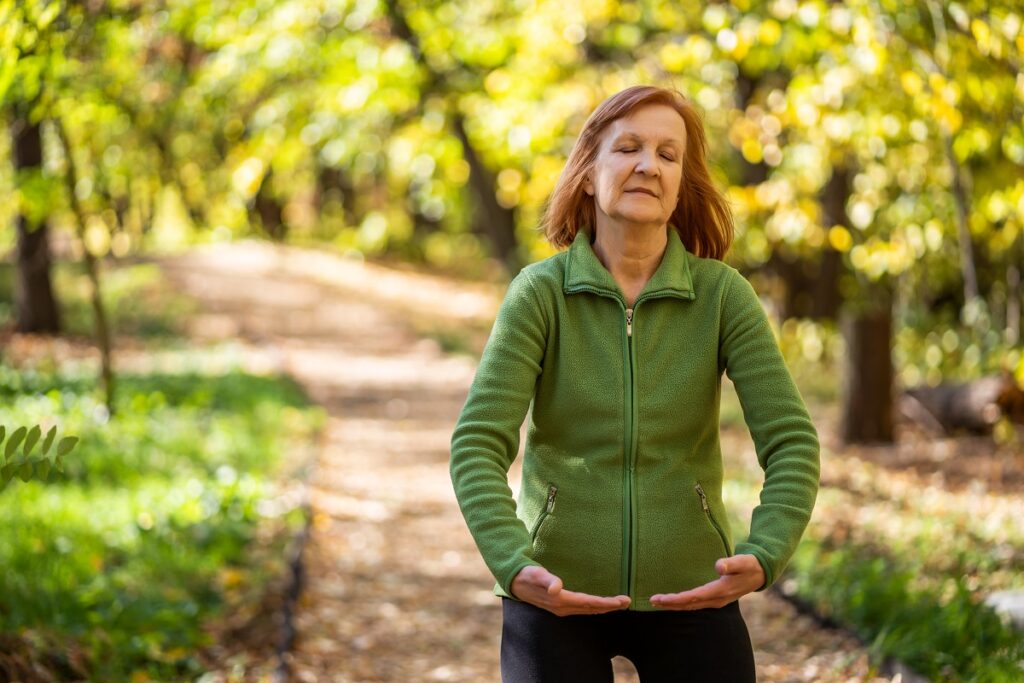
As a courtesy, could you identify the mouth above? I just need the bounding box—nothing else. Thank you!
[626,189,658,197]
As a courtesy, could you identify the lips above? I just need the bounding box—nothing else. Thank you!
[626,188,658,197]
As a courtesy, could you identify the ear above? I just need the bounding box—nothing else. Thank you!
[582,175,594,196]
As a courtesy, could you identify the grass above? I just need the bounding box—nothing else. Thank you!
[0,256,326,679]
[0,354,325,680]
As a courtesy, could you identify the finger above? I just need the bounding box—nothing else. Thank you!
[650,583,730,607]
[655,583,718,603]
[559,599,630,615]
[653,598,728,611]
[650,587,734,607]
[546,574,563,595]
[649,593,698,609]
[557,588,630,609]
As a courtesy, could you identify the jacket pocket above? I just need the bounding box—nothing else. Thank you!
[694,481,731,556]
[530,483,558,543]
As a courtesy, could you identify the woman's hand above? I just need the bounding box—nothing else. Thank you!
[511,565,631,616]
[648,554,765,610]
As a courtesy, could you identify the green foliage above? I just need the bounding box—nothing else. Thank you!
[786,542,1024,682]
[0,354,325,679]
[895,299,1022,387]
[0,260,198,340]
[0,422,79,489]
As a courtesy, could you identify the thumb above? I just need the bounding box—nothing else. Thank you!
[716,558,733,575]
[546,572,563,594]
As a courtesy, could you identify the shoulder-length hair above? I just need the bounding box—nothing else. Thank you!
[540,85,734,261]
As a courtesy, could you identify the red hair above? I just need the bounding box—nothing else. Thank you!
[540,85,734,260]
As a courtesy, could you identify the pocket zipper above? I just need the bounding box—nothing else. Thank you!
[694,482,730,556]
[530,483,558,541]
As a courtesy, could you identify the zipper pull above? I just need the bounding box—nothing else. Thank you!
[626,307,633,337]
[694,483,709,512]
[546,484,558,512]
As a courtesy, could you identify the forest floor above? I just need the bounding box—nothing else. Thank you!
[156,239,905,682]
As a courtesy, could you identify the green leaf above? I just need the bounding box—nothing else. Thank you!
[37,1,59,29]
[18,461,32,482]
[23,425,41,459]
[4,426,26,461]
[0,425,6,445]
[41,425,56,456]
[1,463,14,483]
[37,460,51,481]
[57,436,78,457]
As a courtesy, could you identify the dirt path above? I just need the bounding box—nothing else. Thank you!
[159,240,892,682]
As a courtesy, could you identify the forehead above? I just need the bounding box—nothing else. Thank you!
[605,105,686,147]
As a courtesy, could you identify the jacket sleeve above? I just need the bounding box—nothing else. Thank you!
[450,268,547,598]
[719,267,820,592]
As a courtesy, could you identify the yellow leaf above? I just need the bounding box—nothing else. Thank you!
[758,19,781,46]
[971,18,991,50]
[161,647,189,662]
[900,71,923,96]
[740,138,763,163]
[219,567,245,588]
[828,226,853,252]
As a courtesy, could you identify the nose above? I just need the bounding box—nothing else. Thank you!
[634,148,660,176]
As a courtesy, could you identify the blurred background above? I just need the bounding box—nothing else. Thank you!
[1,0,1022,681]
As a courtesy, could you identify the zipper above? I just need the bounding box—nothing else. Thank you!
[564,264,695,604]
[694,482,730,556]
[561,286,654,602]
[530,483,558,541]
[623,302,639,599]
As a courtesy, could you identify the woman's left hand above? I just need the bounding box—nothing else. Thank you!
[648,554,765,610]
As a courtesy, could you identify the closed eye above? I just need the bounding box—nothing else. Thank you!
[617,148,676,161]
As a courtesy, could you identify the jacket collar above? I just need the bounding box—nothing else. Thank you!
[563,227,696,302]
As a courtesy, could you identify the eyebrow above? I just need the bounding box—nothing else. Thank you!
[613,132,684,149]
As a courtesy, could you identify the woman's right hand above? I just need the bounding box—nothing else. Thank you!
[510,565,631,616]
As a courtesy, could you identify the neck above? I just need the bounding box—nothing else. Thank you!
[591,223,669,286]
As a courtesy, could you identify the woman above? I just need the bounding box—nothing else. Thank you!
[449,85,820,681]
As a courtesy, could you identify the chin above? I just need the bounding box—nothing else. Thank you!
[614,210,665,223]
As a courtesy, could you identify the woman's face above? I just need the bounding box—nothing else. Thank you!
[583,104,687,231]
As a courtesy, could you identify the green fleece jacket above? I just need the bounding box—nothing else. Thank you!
[449,226,820,611]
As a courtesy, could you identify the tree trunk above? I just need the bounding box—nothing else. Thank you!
[11,117,61,334]
[251,172,286,241]
[54,118,116,415]
[317,164,363,232]
[736,71,841,321]
[382,0,521,273]
[451,113,520,271]
[944,134,979,306]
[813,163,850,319]
[1008,229,1021,344]
[840,292,895,443]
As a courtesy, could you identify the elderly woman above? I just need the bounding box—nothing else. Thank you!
[449,85,820,681]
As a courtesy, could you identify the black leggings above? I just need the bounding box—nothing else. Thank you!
[500,597,756,682]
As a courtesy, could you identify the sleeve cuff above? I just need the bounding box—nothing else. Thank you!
[500,560,540,599]
[734,542,774,592]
